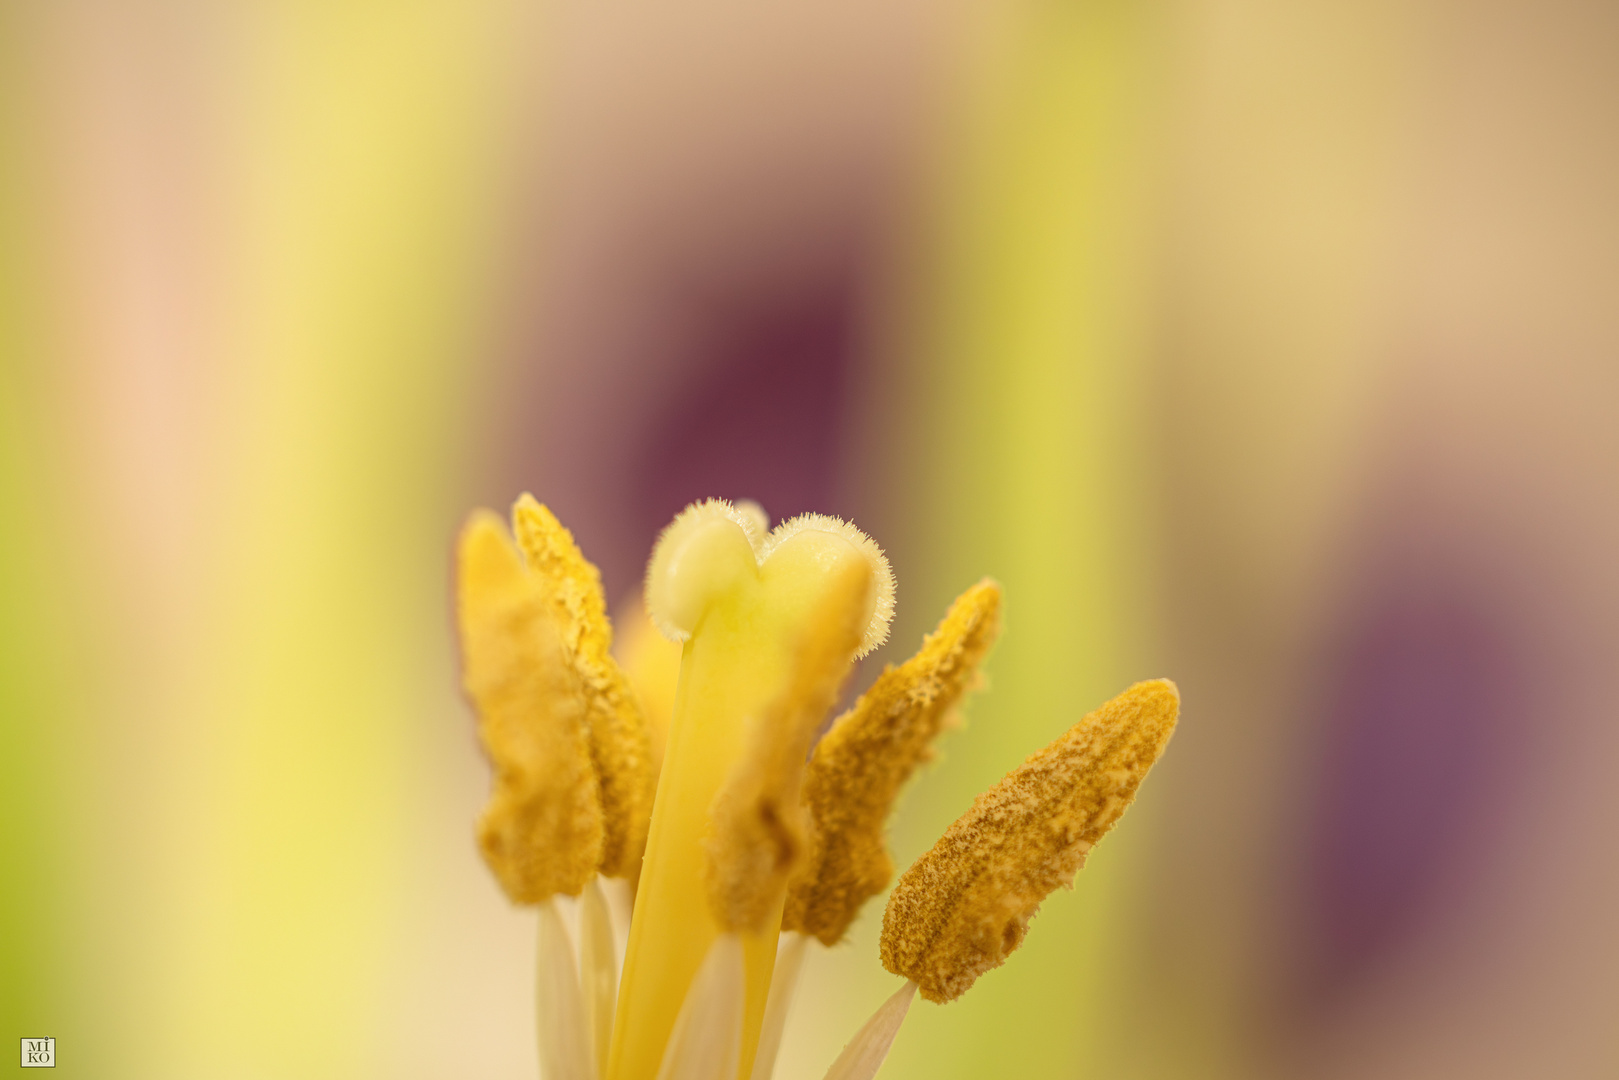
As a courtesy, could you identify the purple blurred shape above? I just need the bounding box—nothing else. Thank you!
[628,283,856,580]
[1299,559,1525,1008]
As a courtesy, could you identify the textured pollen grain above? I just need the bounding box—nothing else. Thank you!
[880,679,1180,1002]
[457,512,602,901]
[703,558,871,933]
[783,579,1003,945]
[513,495,655,879]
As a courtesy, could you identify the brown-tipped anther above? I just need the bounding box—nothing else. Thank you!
[880,679,1180,1003]
[783,580,1003,945]
[513,495,656,878]
[703,557,872,933]
[457,512,603,901]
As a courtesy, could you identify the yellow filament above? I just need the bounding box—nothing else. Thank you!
[456,512,602,901]
[512,495,655,878]
[820,980,918,1080]
[537,897,594,1080]
[610,507,885,1080]
[785,580,1002,945]
[580,876,619,1076]
[881,679,1179,1002]
[749,933,808,1080]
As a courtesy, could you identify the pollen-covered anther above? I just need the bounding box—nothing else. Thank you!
[703,555,872,934]
[513,495,655,878]
[784,579,1003,945]
[456,511,603,901]
[880,679,1180,1003]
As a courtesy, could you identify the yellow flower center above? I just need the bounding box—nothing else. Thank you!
[453,495,1178,1080]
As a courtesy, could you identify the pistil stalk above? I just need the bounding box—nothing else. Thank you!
[609,506,883,1080]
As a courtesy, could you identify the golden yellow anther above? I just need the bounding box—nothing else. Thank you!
[880,679,1180,1003]
[705,557,871,934]
[513,495,655,878]
[456,511,603,901]
[784,579,1003,945]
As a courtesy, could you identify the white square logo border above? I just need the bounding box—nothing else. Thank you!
[21,1037,55,1068]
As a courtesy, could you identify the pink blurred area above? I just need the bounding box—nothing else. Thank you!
[3,0,1616,1077]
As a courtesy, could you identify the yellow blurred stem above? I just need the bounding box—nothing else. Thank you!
[609,533,873,1080]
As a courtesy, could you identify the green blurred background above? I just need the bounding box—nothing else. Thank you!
[3,0,1616,1077]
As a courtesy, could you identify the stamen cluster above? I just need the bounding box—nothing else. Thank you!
[455,496,1179,1080]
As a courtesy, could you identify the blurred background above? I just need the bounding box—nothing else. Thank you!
[2,0,1616,1077]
